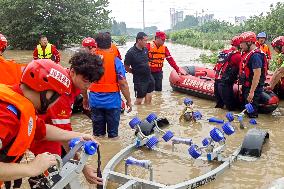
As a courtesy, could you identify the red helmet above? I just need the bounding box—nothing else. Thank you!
[231,36,241,46]
[239,32,257,43]
[0,34,8,52]
[82,37,97,48]
[21,59,71,95]
[155,31,167,41]
[271,36,284,48]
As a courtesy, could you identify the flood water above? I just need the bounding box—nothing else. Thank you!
[5,42,284,189]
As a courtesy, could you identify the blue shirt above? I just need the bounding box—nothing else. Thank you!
[249,53,263,70]
[89,57,126,109]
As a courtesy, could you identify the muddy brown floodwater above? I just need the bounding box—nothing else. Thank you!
[4,42,284,189]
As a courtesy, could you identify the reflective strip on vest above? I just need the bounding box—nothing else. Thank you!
[37,43,52,59]
[51,119,71,125]
[0,84,36,158]
[148,42,166,68]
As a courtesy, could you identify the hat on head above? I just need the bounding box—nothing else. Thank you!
[155,31,166,40]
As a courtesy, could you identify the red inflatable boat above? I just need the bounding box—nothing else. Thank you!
[169,66,279,113]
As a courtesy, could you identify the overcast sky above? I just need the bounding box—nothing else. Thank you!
[108,0,282,30]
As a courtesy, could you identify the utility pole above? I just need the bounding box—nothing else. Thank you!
[142,0,145,31]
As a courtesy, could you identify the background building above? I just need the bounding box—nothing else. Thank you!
[170,8,184,29]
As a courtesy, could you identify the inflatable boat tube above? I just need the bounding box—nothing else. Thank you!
[169,66,279,113]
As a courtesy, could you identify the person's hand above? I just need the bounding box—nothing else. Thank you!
[82,165,103,185]
[79,133,100,145]
[29,153,57,177]
[247,91,254,103]
[83,98,90,110]
[126,100,132,113]
[265,84,273,91]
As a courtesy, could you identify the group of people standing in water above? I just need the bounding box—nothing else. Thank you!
[0,29,284,188]
[214,31,284,118]
[0,30,184,188]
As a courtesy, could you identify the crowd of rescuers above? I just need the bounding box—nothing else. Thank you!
[213,31,284,118]
[0,30,284,187]
[0,33,105,188]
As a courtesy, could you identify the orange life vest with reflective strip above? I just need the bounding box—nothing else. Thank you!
[0,85,36,185]
[89,48,119,92]
[0,56,27,86]
[148,42,166,68]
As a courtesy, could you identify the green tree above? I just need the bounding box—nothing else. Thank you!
[0,0,111,49]
[111,20,127,35]
[244,2,284,40]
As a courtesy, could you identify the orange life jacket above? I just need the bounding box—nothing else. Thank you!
[0,56,27,85]
[89,48,119,92]
[111,43,121,59]
[148,42,166,68]
[256,42,271,60]
[0,84,36,185]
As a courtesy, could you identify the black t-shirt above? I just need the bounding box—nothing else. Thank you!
[124,44,151,83]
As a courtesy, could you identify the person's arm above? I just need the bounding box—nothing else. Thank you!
[116,57,132,112]
[267,45,271,60]
[165,47,185,74]
[81,89,89,110]
[269,67,284,89]
[124,65,132,73]
[33,48,38,60]
[52,45,60,64]
[124,51,133,73]
[118,79,132,112]
[0,153,57,181]
[247,68,261,103]
[44,124,99,143]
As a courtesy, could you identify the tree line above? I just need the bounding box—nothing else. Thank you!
[169,2,284,46]
[0,0,111,49]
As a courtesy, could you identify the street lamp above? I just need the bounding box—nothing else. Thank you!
[142,0,145,31]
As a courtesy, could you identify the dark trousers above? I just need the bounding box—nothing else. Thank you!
[214,80,224,108]
[242,86,263,118]
[219,82,238,111]
[151,71,163,91]
[4,179,22,189]
[91,108,121,138]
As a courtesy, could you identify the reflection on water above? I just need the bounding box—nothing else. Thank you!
[5,42,284,189]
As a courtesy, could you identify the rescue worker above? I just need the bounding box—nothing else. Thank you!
[29,51,104,188]
[146,31,185,91]
[213,36,242,110]
[82,37,97,54]
[33,35,60,64]
[268,36,284,90]
[0,34,26,85]
[239,31,268,118]
[256,32,271,61]
[89,32,132,138]
[0,59,99,184]
[125,32,154,105]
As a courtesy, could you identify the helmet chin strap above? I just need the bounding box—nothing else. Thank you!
[38,91,60,114]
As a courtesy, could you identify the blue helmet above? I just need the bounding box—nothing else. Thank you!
[257,32,267,38]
